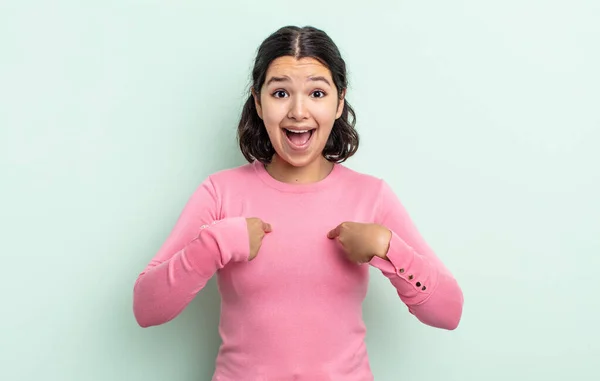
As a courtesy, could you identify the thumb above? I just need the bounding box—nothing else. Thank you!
[262,221,272,233]
[327,225,340,239]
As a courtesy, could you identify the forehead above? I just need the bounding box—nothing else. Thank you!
[265,56,332,81]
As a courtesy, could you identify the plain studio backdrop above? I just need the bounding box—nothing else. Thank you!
[1,1,598,380]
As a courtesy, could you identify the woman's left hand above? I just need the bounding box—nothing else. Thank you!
[327,222,392,264]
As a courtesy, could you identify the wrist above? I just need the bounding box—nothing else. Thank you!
[374,225,392,259]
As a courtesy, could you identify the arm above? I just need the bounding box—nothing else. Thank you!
[369,180,464,330]
[132,177,249,327]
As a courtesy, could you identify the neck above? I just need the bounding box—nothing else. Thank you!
[265,155,334,184]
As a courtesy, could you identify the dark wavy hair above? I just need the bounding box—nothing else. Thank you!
[237,25,359,164]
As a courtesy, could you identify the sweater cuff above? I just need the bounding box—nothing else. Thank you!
[209,216,250,263]
[369,232,436,299]
[186,216,250,274]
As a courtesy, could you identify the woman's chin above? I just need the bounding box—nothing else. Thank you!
[274,150,320,169]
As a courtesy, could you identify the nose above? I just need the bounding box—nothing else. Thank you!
[287,96,309,121]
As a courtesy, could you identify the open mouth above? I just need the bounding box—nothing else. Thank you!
[283,128,316,149]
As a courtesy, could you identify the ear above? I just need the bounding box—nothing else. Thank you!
[336,89,346,119]
[252,88,263,120]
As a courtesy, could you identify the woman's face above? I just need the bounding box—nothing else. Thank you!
[254,56,344,168]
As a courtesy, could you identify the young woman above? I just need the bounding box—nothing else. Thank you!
[133,25,463,381]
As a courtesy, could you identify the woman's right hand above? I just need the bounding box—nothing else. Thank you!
[246,218,272,261]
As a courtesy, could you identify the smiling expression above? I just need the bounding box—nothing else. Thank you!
[254,56,345,168]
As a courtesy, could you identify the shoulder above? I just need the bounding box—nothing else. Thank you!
[336,164,386,193]
[203,162,256,191]
[335,164,402,210]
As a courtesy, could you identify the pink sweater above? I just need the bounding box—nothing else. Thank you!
[133,160,463,380]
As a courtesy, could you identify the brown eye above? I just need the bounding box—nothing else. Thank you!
[311,90,326,98]
[273,90,288,98]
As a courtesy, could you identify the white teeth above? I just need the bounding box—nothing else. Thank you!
[286,129,310,133]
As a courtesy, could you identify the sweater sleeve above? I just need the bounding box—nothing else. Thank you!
[368,180,464,330]
[132,176,249,328]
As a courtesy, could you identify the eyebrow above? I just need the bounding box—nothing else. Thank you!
[265,75,332,87]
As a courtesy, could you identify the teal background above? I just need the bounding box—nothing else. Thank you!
[1,1,599,380]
